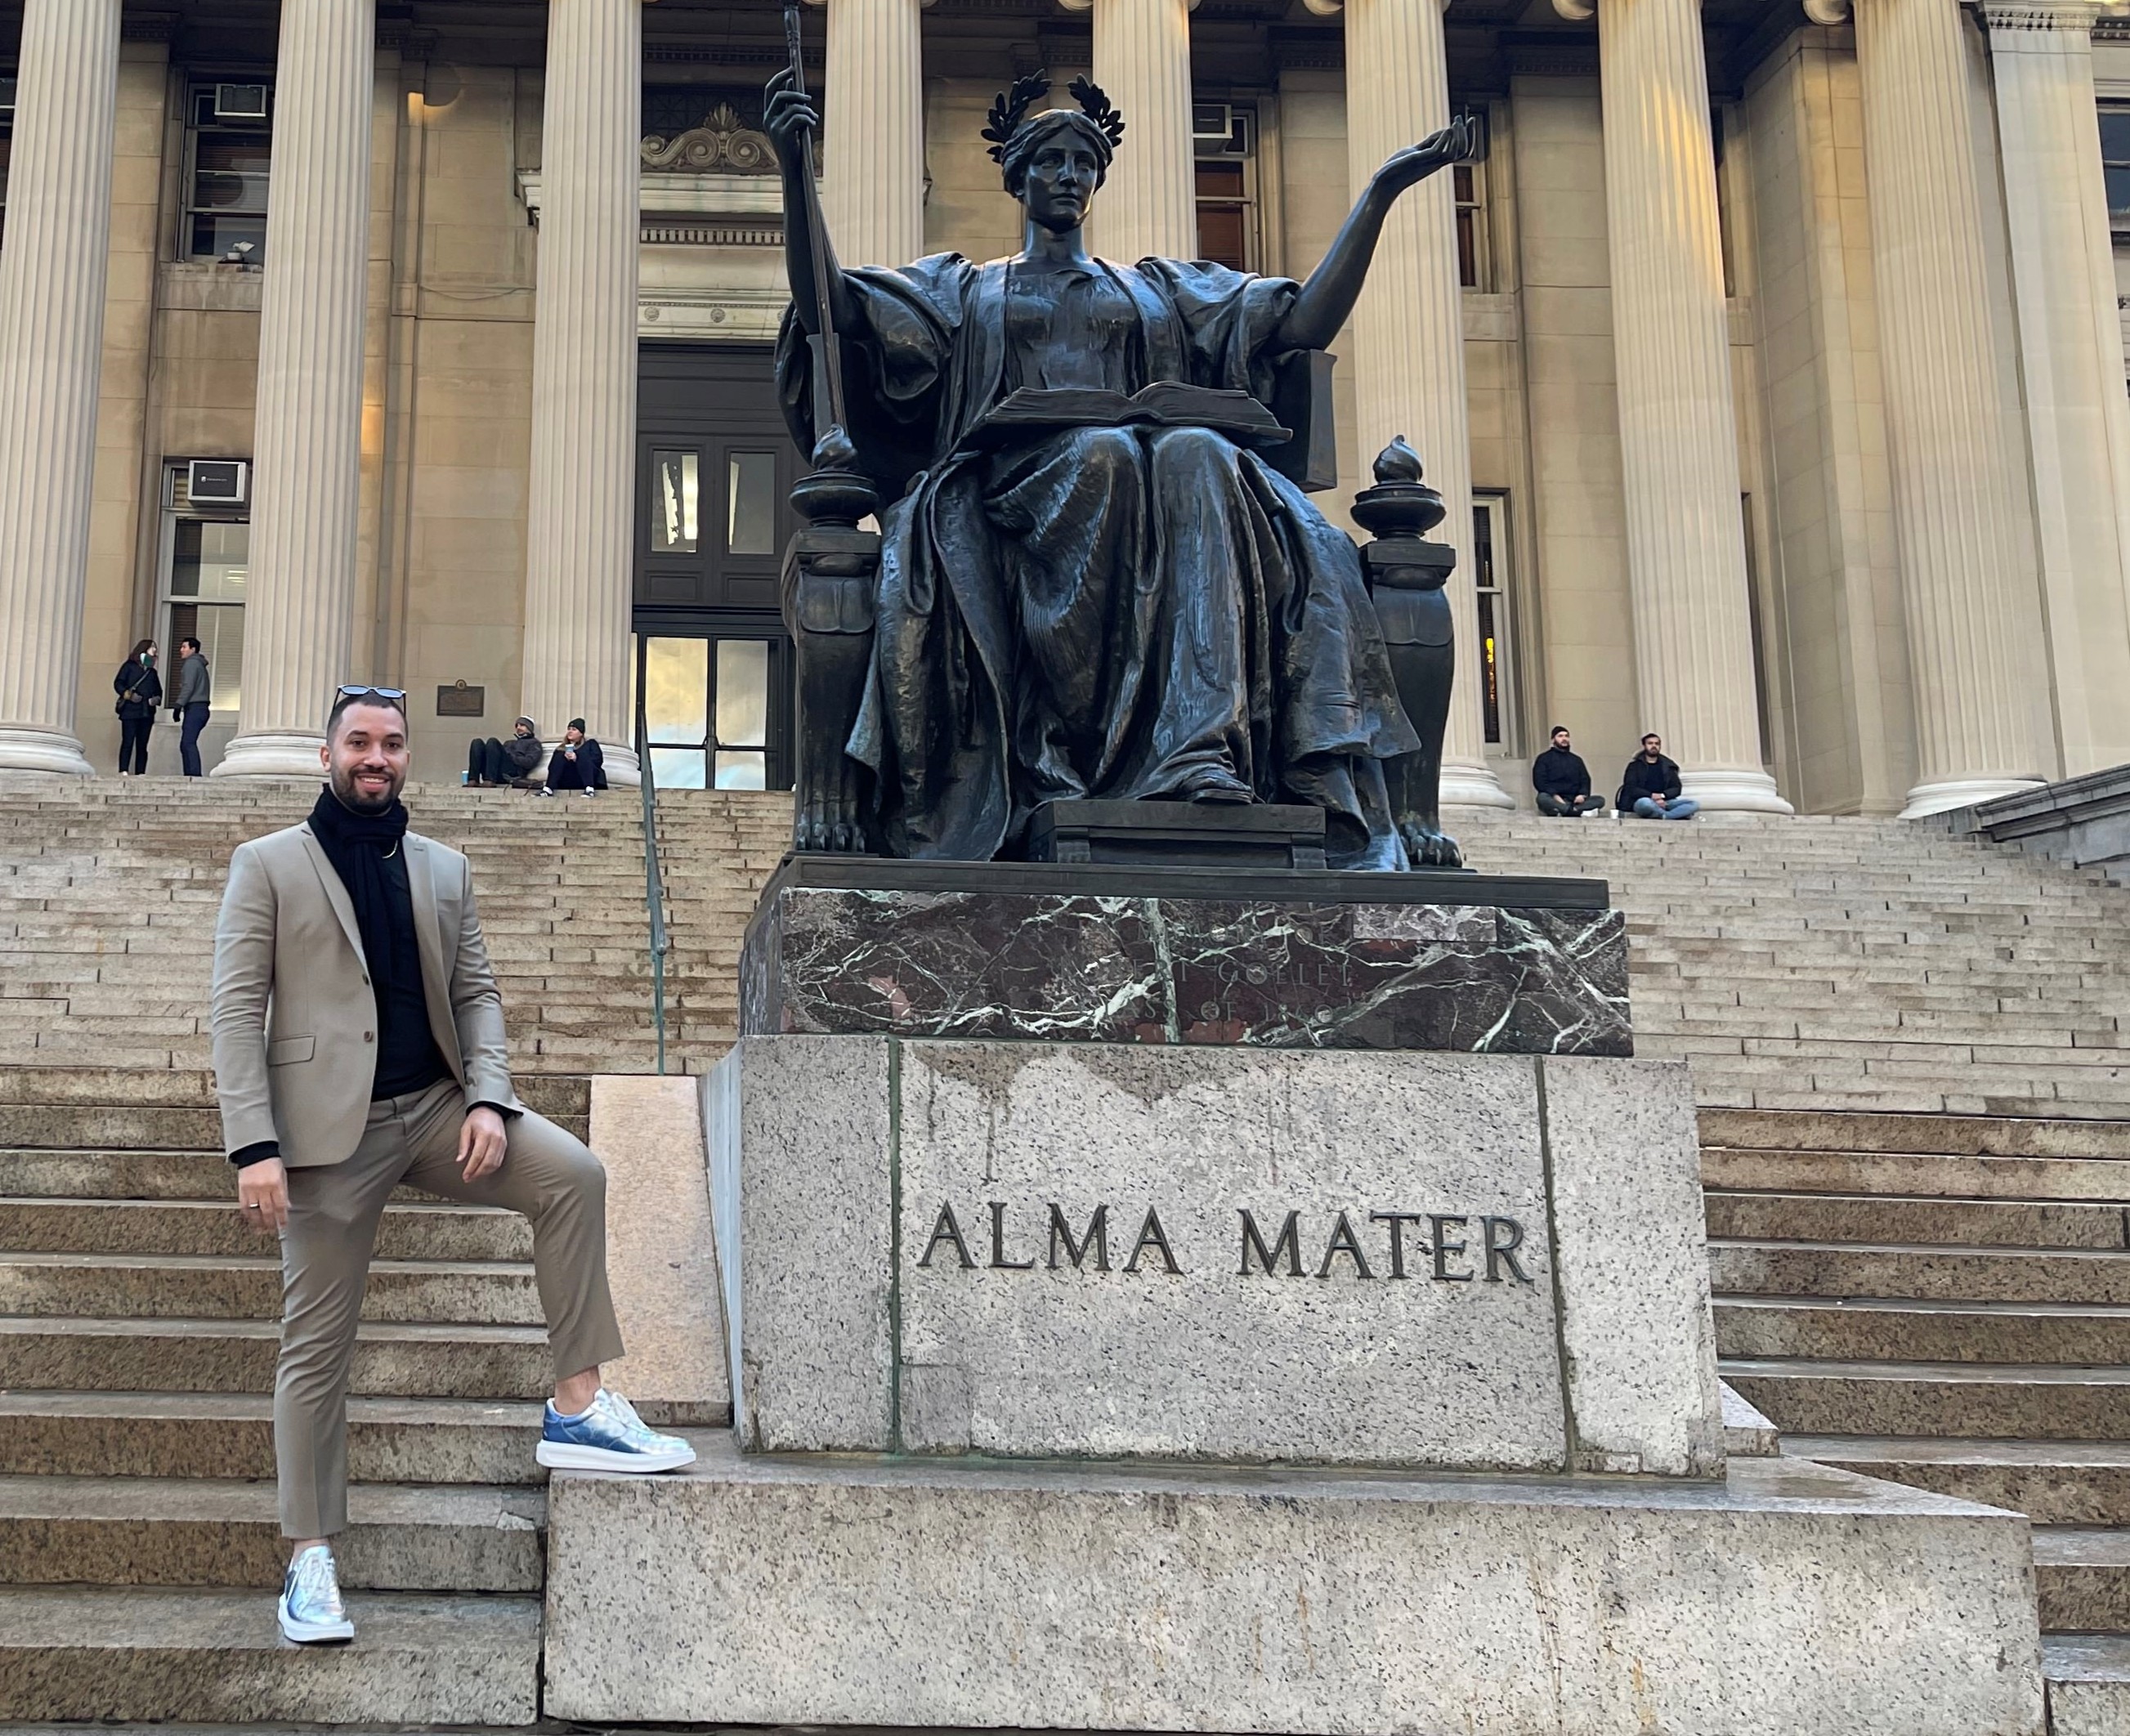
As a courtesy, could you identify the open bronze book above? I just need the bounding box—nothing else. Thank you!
[963,382,1294,450]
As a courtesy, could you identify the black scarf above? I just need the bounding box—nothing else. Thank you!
[307,785,410,974]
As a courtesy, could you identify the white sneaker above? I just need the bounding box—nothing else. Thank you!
[535,1388,697,1473]
[277,1543,355,1644]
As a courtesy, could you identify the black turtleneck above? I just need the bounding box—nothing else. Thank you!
[305,787,450,1102]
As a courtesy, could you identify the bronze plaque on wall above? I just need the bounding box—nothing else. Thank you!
[436,683,485,718]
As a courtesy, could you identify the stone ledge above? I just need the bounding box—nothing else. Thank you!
[544,1438,2044,1734]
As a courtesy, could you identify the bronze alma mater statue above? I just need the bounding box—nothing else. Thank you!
[765,62,1472,870]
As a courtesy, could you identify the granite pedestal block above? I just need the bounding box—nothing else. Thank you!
[543,1440,2046,1735]
[741,857,1629,1054]
[703,1038,1721,1475]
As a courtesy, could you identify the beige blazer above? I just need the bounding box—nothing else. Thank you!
[210,823,524,1167]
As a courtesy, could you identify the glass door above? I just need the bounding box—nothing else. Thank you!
[638,633,787,790]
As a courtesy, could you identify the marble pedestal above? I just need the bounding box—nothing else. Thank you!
[705,1038,1721,1474]
[741,856,1629,1053]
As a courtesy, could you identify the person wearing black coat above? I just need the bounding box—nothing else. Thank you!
[540,720,607,796]
[468,716,546,787]
[113,639,163,776]
[1531,726,1604,817]
[1617,733,1700,820]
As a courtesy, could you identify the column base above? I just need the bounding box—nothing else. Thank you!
[1900,775,2047,821]
[1439,760,1517,810]
[209,732,327,781]
[1680,767,1795,814]
[0,728,95,778]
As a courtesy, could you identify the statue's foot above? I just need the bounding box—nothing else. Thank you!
[1175,768,1253,805]
[794,802,871,855]
[1398,818,1463,870]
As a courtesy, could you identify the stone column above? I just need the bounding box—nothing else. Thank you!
[1082,0,1197,262]
[518,0,642,784]
[821,0,927,268]
[1985,0,2130,776]
[1339,0,1510,808]
[1850,0,2046,814]
[0,0,123,777]
[213,0,377,777]
[1568,0,1790,811]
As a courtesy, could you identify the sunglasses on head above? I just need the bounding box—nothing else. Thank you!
[337,685,407,702]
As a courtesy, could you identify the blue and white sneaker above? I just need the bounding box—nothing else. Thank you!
[535,1388,697,1474]
[277,1544,355,1644]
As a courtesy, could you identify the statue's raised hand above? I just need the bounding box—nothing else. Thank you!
[1370,115,1474,203]
[763,67,821,172]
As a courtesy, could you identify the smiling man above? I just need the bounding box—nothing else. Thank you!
[210,686,693,1648]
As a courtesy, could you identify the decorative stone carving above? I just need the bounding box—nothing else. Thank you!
[642,104,780,174]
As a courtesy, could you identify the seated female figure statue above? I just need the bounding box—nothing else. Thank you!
[766,69,1470,870]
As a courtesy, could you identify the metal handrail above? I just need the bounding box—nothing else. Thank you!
[634,701,672,1076]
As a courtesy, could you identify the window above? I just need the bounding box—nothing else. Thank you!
[1453,164,1489,291]
[2103,105,2130,230]
[184,79,273,263]
[1193,103,1257,271]
[1472,493,1514,749]
[637,633,783,790]
[161,463,250,718]
[0,74,14,253]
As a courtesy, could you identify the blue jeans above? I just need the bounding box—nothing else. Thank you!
[1632,795,1698,820]
[178,702,209,777]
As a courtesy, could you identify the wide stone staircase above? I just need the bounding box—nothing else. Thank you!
[0,1065,593,1720]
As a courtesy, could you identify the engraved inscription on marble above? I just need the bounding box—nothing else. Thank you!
[915,1201,1540,1284]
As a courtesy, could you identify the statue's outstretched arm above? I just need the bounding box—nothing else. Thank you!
[1275,115,1473,354]
[765,69,858,338]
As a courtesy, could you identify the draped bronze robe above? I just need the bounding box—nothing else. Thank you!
[776,252,1421,870]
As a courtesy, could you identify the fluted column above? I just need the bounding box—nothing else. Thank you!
[518,0,642,784]
[1084,0,1197,261]
[1578,0,1790,811]
[214,0,377,777]
[0,1,123,777]
[1341,0,1510,808]
[1850,0,2046,814]
[821,0,927,267]
[1985,0,2130,776]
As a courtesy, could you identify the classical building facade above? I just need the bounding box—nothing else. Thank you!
[0,0,2125,813]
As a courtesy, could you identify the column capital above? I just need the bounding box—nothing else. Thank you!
[1301,0,1454,18]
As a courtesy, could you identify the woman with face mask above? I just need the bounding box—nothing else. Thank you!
[113,639,163,776]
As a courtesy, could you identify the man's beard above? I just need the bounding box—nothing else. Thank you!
[329,763,400,814]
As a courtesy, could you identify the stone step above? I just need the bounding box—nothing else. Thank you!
[1716,1295,2130,1364]
[2036,1527,2130,1631]
[1702,1147,2130,1202]
[0,1253,541,1326]
[1700,1108,2130,1159]
[1723,1356,2130,1439]
[0,1474,544,1591]
[0,1391,545,1484]
[0,1197,530,1260]
[0,1584,540,1724]
[1708,1240,2130,1305]
[1784,1436,2130,1526]
[2045,1632,2130,1736]
[1704,1190,2130,1247]
[0,1317,550,1399]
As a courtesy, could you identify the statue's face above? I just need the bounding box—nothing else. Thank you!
[1022,137,1103,232]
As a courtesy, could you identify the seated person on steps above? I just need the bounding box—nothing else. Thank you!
[1617,732,1699,820]
[540,719,606,797]
[1531,725,1604,817]
[215,686,693,1650]
[468,716,546,787]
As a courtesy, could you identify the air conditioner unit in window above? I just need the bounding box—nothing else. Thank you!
[213,83,270,122]
[187,459,249,508]
[1192,104,1234,143]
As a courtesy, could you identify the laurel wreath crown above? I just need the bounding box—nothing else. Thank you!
[982,70,1127,163]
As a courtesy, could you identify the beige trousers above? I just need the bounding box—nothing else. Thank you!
[275,1078,624,1538]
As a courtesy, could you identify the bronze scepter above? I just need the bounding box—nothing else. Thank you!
[781,0,849,441]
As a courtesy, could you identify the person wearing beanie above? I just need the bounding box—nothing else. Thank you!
[540,718,606,797]
[468,716,546,787]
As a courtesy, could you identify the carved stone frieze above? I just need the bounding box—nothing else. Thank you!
[642,103,780,173]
